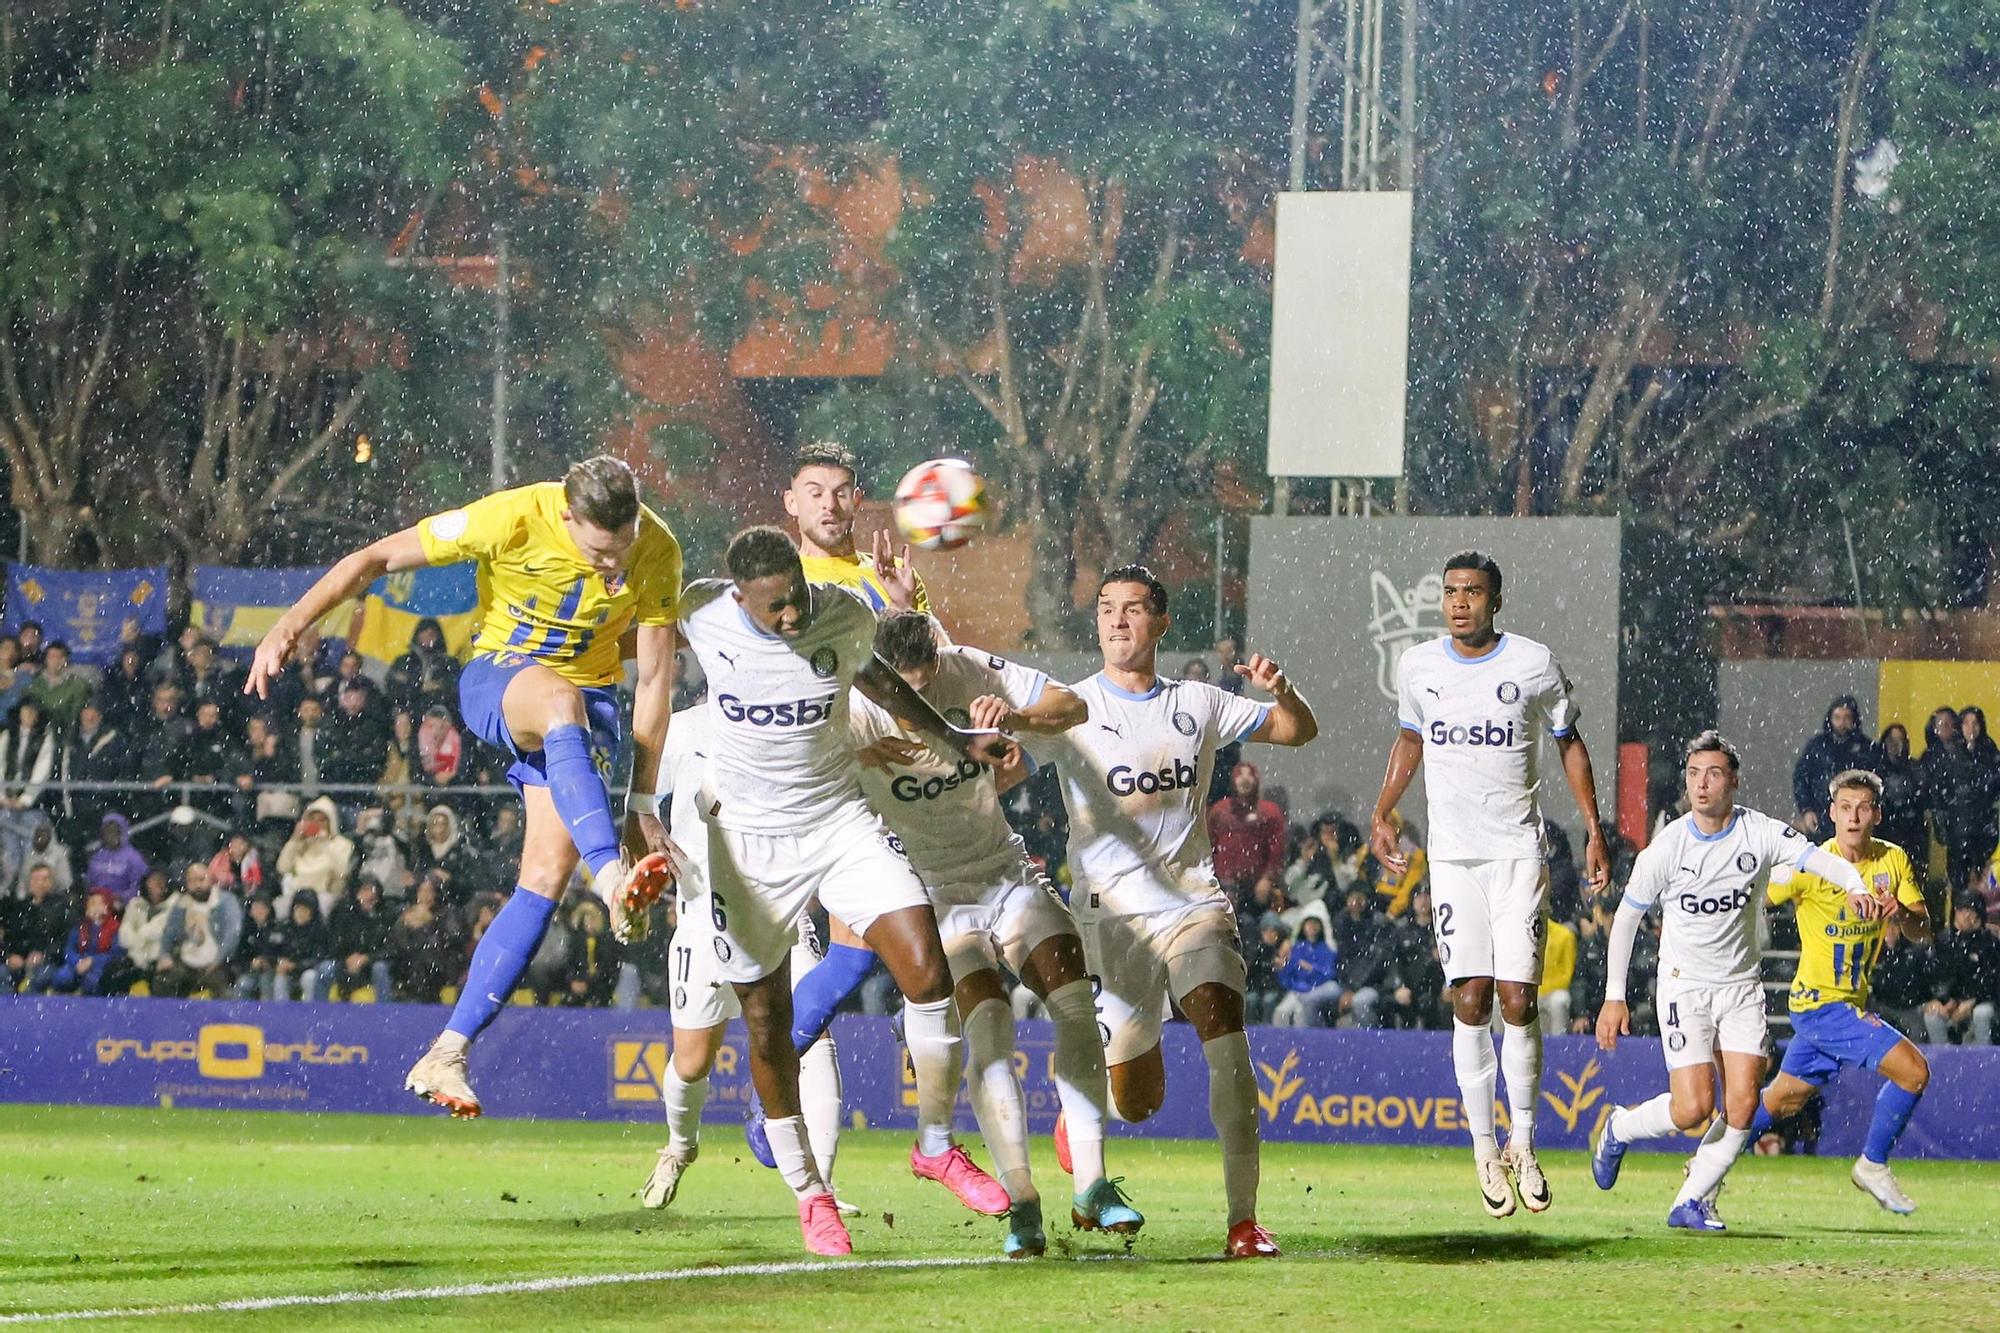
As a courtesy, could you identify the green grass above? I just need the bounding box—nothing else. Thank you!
[3,1105,1997,1330]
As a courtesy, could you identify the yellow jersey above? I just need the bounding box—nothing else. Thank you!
[799,550,928,614]
[1767,836,1925,1013]
[416,482,682,688]
[1542,919,1578,993]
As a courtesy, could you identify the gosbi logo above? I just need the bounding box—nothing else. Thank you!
[94,1023,368,1080]
[1253,1049,1469,1131]
[1427,720,1517,747]
[717,693,835,727]
[891,758,982,802]
[1107,758,1196,797]
[1369,571,1445,702]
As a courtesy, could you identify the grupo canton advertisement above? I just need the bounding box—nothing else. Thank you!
[4,998,1994,1161]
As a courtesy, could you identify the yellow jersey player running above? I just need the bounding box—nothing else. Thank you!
[1753,768,1933,1213]
[246,457,683,1118]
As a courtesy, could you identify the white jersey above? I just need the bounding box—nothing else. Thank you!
[1395,632,1579,862]
[849,645,1049,884]
[1622,806,1809,987]
[660,703,714,897]
[1033,673,1270,919]
[677,579,877,835]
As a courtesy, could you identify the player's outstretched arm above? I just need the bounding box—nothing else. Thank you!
[1240,653,1317,746]
[1369,728,1424,873]
[623,623,682,866]
[244,527,429,699]
[1596,899,1646,1051]
[857,655,1014,768]
[1794,844,1883,921]
[967,681,1086,736]
[1554,732,1611,893]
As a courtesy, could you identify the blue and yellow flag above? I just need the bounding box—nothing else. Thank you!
[3,564,168,666]
[192,566,358,661]
[353,563,479,665]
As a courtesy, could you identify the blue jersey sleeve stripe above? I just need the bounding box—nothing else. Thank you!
[1398,718,1421,733]
[1022,673,1048,709]
[1550,726,1573,738]
[1620,892,1652,914]
[1236,703,1274,743]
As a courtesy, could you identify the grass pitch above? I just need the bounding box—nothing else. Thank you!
[2,1104,1995,1329]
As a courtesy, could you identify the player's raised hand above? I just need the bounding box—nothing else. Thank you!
[1845,889,1883,921]
[855,736,929,770]
[1240,653,1290,696]
[1369,815,1408,874]
[1582,827,1612,893]
[622,808,683,887]
[965,731,1018,770]
[1595,998,1631,1051]
[243,621,298,700]
[870,527,921,611]
[967,694,1015,733]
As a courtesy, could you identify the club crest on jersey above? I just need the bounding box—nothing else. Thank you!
[1369,570,1445,702]
[809,647,838,678]
[1496,680,1521,704]
[1172,710,1197,737]
[1735,852,1757,873]
[712,936,732,962]
[945,707,972,729]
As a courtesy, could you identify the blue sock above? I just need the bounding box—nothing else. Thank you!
[446,889,559,1040]
[1863,1082,1921,1165]
[543,724,620,877]
[1750,1102,1775,1138]
[790,944,878,1051]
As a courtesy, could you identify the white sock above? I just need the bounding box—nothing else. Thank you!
[1501,1021,1543,1148]
[1610,1092,1681,1143]
[1698,1113,1730,1147]
[964,998,1034,1202]
[434,1030,469,1056]
[1676,1124,1752,1204]
[1452,1019,1499,1157]
[904,996,964,1158]
[1045,978,1108,1193]
[1203,1032,1260,1227]
[799,1036,842,1188]
[660,1065,707,1151]
[765,1114,827,1200]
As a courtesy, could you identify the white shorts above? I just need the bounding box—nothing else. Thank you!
[1078,901,1246,1066]
[934,854,1078,984]
[705,800,930,984]
[1429,858,1549,985]
[1658,976,1768,1070]
[669,893,829,1030]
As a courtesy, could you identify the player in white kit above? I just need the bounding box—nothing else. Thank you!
[1592,731,1875,1231]
[1369,551,1610,1218]
[1034,566,1318,1259]
[677,527,1015,1257]
[638,701,849,1215]
[852,611,1142,1257]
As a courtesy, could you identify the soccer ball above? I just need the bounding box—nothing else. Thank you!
[891,458,987,551]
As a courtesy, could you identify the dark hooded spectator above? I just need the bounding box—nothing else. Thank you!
[1330,885,1392,1027]
[99,646,153,732]
[206,832,265,901]
[276,797,355,910]
[1963,706,1999,772]
[59,701,131,846]
[24,641,91,732]
[486,805,524,882]
[1924,707,1998,890]
[320,877,396,1001]
[154,862,242,998]
[390,874,461,1002]
[1244,914,1285,1025]
[112,869,174,989]
[150,624,201,688]
[1208,762,1287,901]
[231,895,290,1001]
[320,650,371,710]
[1793,694,1878,834]
[1871,917,1933,1042]
[410,804,488,904]
[227,713,301,843]
[27,887,123,996]
[387,617,460,716]
[136,684,193,823]
[3,863,72,987]
[559,897,618,1007]
[1272,914,1341,1027]
[1874,723,1931,864]
[1569,898,1614,1033]
[179,700,240,819]
[85,813,150,906]
[318,677,389,790]
[175,637,239,728]
[11,816,74,900]
[1385,887,1448,1029]
[13,621,43,666]
[1925,898,2000,1046]
[276,889,332,1001]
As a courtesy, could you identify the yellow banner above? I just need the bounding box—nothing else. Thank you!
[1876,660,2000,756]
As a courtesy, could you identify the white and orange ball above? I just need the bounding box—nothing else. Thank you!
[891,458,987,551]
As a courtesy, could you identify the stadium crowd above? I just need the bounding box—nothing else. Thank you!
[2,624,1997,1048]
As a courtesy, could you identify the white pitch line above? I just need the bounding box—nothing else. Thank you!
[0,1255,1020,1325]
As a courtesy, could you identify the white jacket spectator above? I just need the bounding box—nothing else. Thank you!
[276,795,355,911]
[10,817,72,900]
[118,877,175,971]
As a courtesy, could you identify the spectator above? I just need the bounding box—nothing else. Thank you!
[206,832,264,900]
[1244,914,1285,1024]
[1792,694,1877,834]
[0,700,58,849]
[14,620,43,666]
[1542,914,1579,1034]
[320,650,372,710]
[150,624,201,687]
[1964,706,1999,771]
[85,812,150,906]
[294,697,326,797]
[228,713,301,838]
[1872,917,1933,1042]
[410,804,487,904]
[275,797,355,910]
[1213,637,1246,695]
[353,809,413,900]
[320,877,396,1001]
[12,816,74,900]
[1209,762,1287,901]
[276,890,331,1002]
[113,869,174,990]
[1282,821,1335,908]
[0,636,32,715]
[1924,707,1998,891]
[416,706,463,787]
[559,898,618,1007]
[58,701,131,847]
[24,642,91,732]
[387,617,460,715]
[98,646,152,731]
[523,895,572,1005]
[381,708,420,799]
[231,895,289,1001]
[175,638,238,727]
[1179,658,1212,684]
[1372,810,1427,918]
[390,874,460,1002]
[1272,914,1341,1027]
[1570,899,1612,1034]
[3,863,71,988]
[137,683,192,783]
[179,700,239,819]
[153,862,242,999]
[1385,886,1448,1029]
[1874,723,1931,864]
[1925,898,1999,1045]
[319,678,388,792]
[27,887,123,996]
[1329,885,1391,1027]
[486,805,524,881]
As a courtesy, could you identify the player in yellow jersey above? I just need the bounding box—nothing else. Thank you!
[1754,768,1933,1213]
[246,456,682,1118]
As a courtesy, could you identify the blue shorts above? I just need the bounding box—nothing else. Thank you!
[1779,1002,1906,1086]
[458,652,620,793]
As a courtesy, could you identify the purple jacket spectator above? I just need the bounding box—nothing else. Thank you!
[86,812,150,905]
